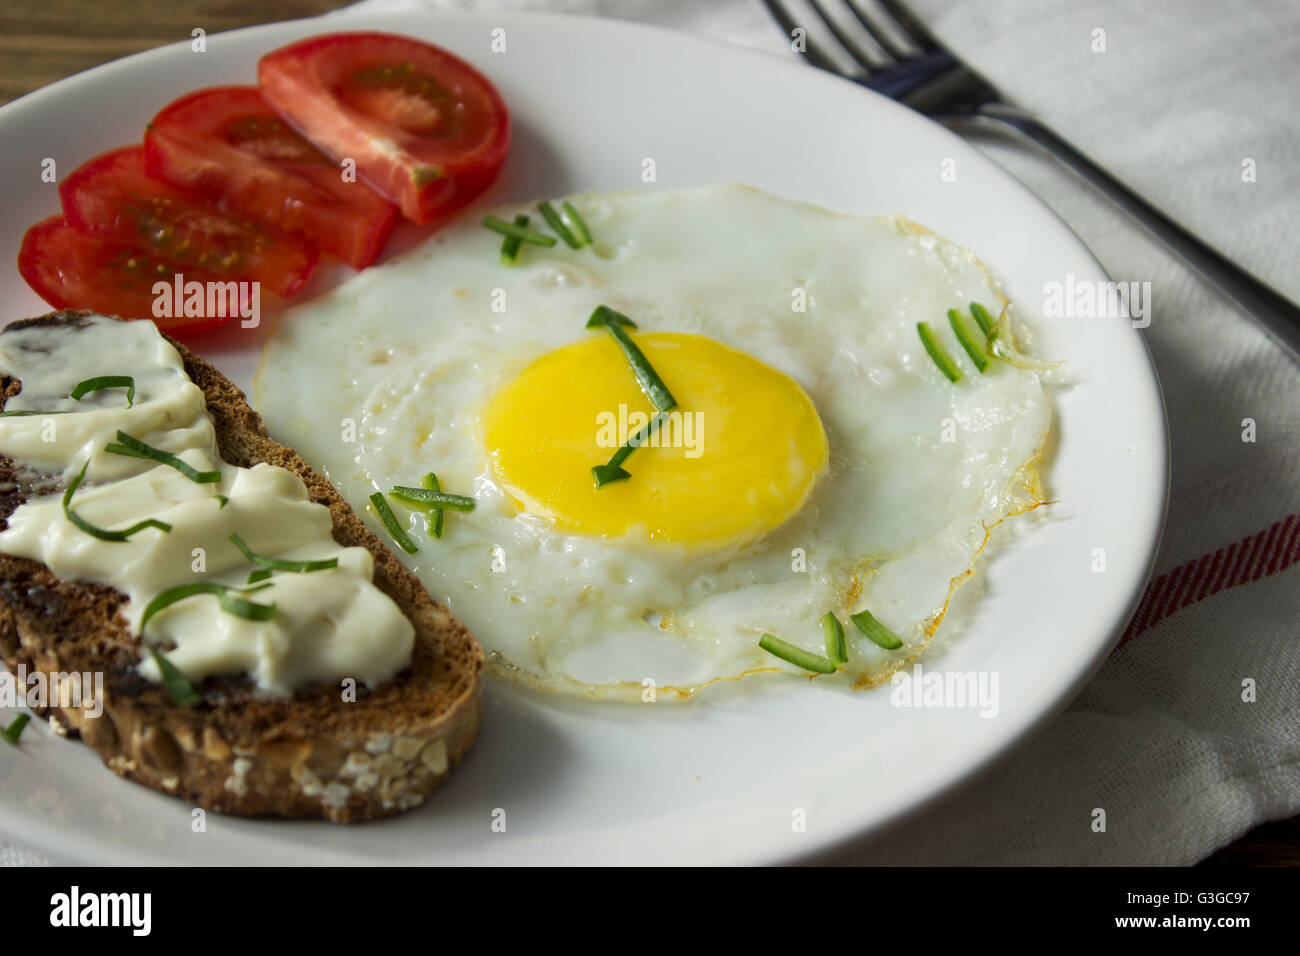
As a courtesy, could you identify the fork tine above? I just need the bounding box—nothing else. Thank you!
[872,0,941,52]
[808,0,894,71]
[844,0,925,60]
[760,0,848,76]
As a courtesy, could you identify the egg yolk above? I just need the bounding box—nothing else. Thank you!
[482,331,828,549]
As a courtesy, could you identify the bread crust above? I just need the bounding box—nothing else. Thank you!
[0,311,484,822]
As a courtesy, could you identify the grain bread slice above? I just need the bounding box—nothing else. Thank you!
[0,310,484,822]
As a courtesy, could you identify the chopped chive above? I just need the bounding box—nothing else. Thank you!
[850,609,903,650]
[70,375,135,407]
[370,492,418,554]
[146,646,200,707]
[389,487,475,512]
[247,568,273,584]
[63,461,172,542]
[499,213,531,265]
[917,321,962,383]
[561,201,593,246]
[592,411,668,488]
[821,612,847,665]
[591,464,631,487]
[219,589,277,622]
[3,374,136,418]
[586,306,678,412]
[947,309,990,373]
[1,713,31,745]
[482,215,557,247]
[423,474,445,539]
[105,430,221,483]
[537,200,581,249]
[230,533,338,573]
[970,302,996,336]
[588,305,635,329]
[216,495,229,508]
[388,473,460,538]
[428,473,449,538]
[140,581,275,633]
[759,633,837,674]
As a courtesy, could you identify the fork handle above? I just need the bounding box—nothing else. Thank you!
[943,106,1300,362]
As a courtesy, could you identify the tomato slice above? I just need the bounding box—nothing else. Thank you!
[258,32,510,225]
[18,216,237,336]
[144,85,398,268]
[59,146,317,297]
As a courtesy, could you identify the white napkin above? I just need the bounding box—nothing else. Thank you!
[6,0,1297,866]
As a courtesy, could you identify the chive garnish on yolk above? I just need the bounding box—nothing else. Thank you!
[586,306,678,412]
[592,411,670,488]
[586,306,680,488]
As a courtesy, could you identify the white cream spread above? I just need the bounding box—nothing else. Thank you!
[0,314,413,696]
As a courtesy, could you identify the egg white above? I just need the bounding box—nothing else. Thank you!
[254,185,1052,699]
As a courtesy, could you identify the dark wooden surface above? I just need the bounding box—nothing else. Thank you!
[0,0,1295,867]
[0,0,352,105]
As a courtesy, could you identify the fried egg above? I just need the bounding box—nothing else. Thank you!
[254,184,1051,699]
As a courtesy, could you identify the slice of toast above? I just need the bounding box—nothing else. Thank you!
[0,310,484,822]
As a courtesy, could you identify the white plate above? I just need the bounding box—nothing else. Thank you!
[0,10,1167,865]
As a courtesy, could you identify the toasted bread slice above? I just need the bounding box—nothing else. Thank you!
[0,311,484,822]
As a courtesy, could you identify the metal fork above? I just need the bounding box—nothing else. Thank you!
[763,0,1300,361]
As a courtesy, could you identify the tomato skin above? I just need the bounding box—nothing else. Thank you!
[143,85,398,268]
[59,146,317,297]
[258,32,510,225]
[18,216,236,337]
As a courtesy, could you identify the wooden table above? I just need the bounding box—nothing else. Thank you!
[0,0,1295,867]
[0,0,351,105]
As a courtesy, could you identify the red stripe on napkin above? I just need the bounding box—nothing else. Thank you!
[1118,512,1300,649]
